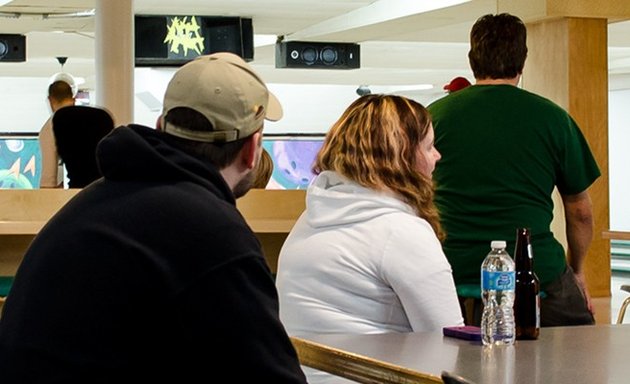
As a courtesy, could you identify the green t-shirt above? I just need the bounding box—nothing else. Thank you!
[428,85,600,287]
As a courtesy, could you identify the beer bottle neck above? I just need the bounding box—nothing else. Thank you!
[514,228,534,271]
[515,246,533,270]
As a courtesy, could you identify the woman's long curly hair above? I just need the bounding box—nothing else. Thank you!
[314,94,444,240]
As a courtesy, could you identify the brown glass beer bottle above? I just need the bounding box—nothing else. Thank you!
[513,227,540,340]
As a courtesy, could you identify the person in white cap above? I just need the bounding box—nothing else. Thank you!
[38,80,76,188]
[0,53,307,383]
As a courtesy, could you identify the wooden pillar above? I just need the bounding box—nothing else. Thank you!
[522,18,610,299]
[95,0,134,126]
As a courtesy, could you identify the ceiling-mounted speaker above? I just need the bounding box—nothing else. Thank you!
[0,34,26,62]
[275,41,360,69]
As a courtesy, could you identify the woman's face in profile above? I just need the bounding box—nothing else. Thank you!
[415,123,441,177]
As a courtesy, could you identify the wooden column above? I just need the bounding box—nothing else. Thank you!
[95,0,134,126]
[522,18,610,299]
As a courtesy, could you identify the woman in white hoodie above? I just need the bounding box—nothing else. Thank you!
[276,94,463,382]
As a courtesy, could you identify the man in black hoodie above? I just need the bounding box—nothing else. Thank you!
[0,52,307,383]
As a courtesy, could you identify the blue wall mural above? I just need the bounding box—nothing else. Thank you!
[0,135,323,190]
[263,137,323,190]
[0,137,41,189]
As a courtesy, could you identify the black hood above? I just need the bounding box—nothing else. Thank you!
[96,124,234,204]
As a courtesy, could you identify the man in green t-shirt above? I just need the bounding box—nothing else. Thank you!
[428,13,600,327]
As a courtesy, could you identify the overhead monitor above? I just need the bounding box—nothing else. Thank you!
[134,15,253,66]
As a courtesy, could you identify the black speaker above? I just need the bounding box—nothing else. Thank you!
[240,18,254,62]
[276,41,360,69]
[0,34,26,62]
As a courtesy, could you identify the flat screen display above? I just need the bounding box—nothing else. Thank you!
[262,135,325,190]
[0,134,325,190]
[135,15,253,66]
[0,134,41,189]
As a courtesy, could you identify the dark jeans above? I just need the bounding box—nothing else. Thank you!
[539,266,595,326]
[459,266,594,327]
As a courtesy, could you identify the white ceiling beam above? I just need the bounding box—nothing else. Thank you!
[286,0,471,41]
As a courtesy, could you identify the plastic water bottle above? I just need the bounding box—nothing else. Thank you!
[481,240,515,346]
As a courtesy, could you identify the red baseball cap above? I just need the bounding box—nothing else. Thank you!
[443,77,472,92]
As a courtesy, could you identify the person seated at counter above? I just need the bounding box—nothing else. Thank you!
[0,53,307,383]
[276,94,464,382]
[252,147,274,188]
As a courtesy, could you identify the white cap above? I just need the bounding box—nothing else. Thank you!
[491,240,507,249]
[160,52,282,143]
[49,72,78,97]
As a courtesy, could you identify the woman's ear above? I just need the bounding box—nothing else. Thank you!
[155,115,164,131]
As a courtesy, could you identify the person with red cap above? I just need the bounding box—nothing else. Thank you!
[443,76,472,93]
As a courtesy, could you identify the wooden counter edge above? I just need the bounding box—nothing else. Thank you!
[290,336,443,384]
[0,221,45,235]
[602,230,630,241]
[0,219,297,235]
[0,189,306,235]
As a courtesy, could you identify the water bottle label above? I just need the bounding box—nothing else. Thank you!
[482,271,515,290]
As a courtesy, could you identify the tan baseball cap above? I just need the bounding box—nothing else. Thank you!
[160,52,282,142]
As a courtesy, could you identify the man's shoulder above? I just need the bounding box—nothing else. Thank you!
[427,95,457,122]
[515,87,566,110]
[427,94,450,110]
[38,116,53,136]
[427,87,477,113]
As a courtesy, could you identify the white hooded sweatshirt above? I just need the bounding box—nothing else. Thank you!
[277,171,464,337]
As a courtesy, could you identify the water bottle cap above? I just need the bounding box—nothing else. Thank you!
[491,240,506,249]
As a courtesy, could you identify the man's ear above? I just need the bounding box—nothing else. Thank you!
[242,131,262,170]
